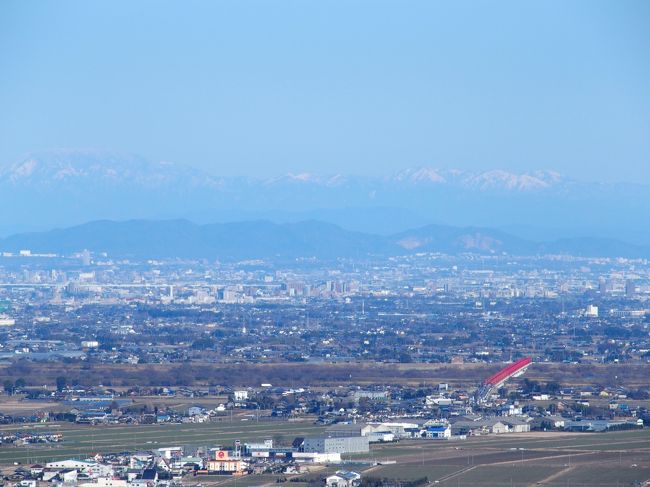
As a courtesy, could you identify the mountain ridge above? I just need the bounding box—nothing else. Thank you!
[1,150,649,245]
[1,219,648,261]
[0,151,580,191]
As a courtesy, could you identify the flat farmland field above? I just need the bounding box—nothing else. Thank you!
[0,396,62,415]
[361,464,465,481]
[359,430,650,487]
[437,465,563,487]
[184,465,340,487]
[548,466,650,486]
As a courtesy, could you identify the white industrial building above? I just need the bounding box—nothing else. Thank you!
[303,436,369,454]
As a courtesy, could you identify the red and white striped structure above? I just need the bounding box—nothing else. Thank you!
[484,357,532,388]
[476,357,532,403]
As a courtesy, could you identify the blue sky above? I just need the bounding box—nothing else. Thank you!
[0,0,648,181]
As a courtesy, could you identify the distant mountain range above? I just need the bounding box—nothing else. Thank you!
[1,219,648,260]
[0,150,562,191]
[1,150,649,245]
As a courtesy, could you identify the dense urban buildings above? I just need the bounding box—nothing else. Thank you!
[0,249,649,486]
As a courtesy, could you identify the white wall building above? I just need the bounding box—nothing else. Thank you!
[234,390,249,401]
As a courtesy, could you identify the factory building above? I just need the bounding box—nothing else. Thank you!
[303,436,369,454]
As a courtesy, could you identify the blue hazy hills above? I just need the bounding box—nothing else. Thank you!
[0,150,648,258]
[1,219,648,260]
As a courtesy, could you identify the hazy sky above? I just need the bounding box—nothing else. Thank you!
[1,0,648,181]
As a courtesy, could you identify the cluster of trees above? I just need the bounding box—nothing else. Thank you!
[0,361,467,387]
[520,378,562,394]
[602,325,647,339]
[2,359,650,390]
[3,377,26,395]
[4,376,68,395]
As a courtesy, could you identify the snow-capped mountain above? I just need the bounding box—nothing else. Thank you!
[262,172,349,187]
[1,151,567,192]
[0,149,224,189]
[392,167,449,184]
[460,169,562,191]
[0,150,648,246]
[390,167,563,191]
